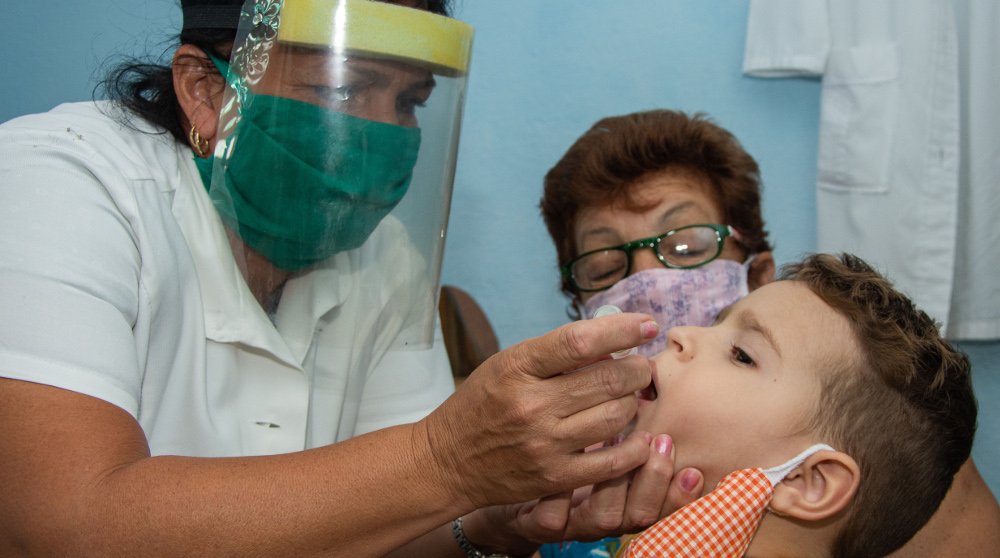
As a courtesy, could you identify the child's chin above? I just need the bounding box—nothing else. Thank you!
[631,406,660,436]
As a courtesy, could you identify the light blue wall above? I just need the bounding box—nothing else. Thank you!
[3,1,179,124]
[4,0,997,493]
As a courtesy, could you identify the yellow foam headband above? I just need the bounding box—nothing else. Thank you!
[277,0,473,76]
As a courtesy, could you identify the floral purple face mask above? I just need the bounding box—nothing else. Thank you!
[581,257,753,358]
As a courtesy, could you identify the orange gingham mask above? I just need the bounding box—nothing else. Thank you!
[622,443,834,558]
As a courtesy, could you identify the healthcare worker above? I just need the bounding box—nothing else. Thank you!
[0,1,696,555]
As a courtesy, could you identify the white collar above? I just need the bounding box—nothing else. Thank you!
[172,150,349,368]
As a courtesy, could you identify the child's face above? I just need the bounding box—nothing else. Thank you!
[634,280,855,491]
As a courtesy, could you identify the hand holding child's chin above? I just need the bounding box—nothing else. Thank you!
[490,430,703,544]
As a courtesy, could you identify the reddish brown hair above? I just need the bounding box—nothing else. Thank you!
[540,110,771,305]
[782,253,976,558]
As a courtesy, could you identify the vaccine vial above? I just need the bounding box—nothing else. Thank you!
[591,304,638,359]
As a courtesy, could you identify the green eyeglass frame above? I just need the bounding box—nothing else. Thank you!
[561,223,738,293]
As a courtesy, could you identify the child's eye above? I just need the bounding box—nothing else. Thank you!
[730,343,756,367]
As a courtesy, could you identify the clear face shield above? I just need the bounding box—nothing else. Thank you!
[205,0,472,348]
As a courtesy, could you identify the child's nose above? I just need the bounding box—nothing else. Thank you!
[667,326,697,362]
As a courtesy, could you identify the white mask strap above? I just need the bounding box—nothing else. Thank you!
[762,443,835,485]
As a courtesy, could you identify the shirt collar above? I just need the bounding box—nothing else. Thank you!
[172,153,348,367]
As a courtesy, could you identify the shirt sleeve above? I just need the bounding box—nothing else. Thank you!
[742,0,831,77]
[0,114,144,416]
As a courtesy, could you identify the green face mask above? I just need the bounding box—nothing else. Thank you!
[195,93,421,272]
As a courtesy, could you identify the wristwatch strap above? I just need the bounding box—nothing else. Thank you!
[451,516,513,558]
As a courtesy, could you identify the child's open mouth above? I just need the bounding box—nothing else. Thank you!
[637,364,659,402]
[637,380,657,401]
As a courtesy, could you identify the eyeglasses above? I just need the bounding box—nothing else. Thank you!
[562,223,738,292]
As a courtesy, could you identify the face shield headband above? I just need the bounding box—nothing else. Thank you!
[181,3,242,31]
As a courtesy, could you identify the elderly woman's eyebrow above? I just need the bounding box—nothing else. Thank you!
[654,201,698,229]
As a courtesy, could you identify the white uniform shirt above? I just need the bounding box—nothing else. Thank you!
[743,0,998,339]
[0,102,455,457]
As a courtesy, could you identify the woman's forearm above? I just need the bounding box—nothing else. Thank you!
[3,314,663,556]
[0,380,468,557]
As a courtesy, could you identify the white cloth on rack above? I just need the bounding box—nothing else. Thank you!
[949,0,1000,339]
[743,0,999,340]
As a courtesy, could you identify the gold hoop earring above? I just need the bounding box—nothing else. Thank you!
[189,125,210,158]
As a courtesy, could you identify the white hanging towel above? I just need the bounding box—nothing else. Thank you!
[743,0,999,340]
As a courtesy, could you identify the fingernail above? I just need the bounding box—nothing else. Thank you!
[681,469,700,492]
[612,433,626,447]
[654,434,672,455]
[640,320,659,339]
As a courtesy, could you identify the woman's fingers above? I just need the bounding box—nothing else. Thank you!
[556,434,705,541]
[572,437,639,534]
[663,467,704,517]
[518,492,573,541]
[621,434,676,530]
[422,317,660,508]
[556,431,647,540]
[543,354,654,419]
[500,313,659,380]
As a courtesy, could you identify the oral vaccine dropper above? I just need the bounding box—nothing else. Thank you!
[592,304,638,359]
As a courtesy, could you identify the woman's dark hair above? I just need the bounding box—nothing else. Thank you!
[99,0,453,144]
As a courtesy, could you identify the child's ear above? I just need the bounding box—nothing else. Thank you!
[769,450,859,521]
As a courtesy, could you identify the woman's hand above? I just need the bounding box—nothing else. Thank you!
[535,435,704,541]
[420,313,662,510]
[477,433,705,549]
[450,432,705,556]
